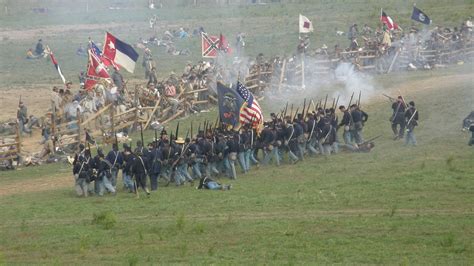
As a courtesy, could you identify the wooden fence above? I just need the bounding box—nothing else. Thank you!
[243,38,474,93]
[50,84,215,147]
[0,123,21,168]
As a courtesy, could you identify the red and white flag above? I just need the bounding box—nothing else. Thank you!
[47,47,66,84]
[299,14,314,33]
[380,10,400,30]
[84,49,110,90]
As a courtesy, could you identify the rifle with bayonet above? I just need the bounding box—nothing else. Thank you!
[292,107,299,121]
[323,94,328,112]
[347,92,355,108]
[282,101,288,120]
[357,91,361,108]
[382,93,396,102]
[302,98,306,119]
[358,134,382,146]
[140,123,144,147]
[175,121,180,140]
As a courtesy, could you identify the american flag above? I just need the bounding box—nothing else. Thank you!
[89,41,102,57]
[236,81,263,127]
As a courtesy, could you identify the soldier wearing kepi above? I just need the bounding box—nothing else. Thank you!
[244,125,259,170]
[261,122,277,165]
[131,150,151,195]
[106,143,123,188]
[320,117,337,155]
[224,133,239,179]
[306,112,320,155]
[293,116,305,161]
[96,149,116,196]
[404,101,419,146]
[17,101,31,135]
[111,67,124,92]
[134,140,149,158]
[338,105,353,145]
[72,146,92,197]
[350,104,368,144]
[206,134,220,176]
[148,141,162,191]
[391,96,406,140]
[237,128,249,173]
[283,116,299,164]
[122,144,136,192]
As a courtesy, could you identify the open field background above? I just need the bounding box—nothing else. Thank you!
[0,0,472,120]
[0,0,473,264]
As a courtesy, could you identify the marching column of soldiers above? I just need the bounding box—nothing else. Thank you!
[72,96,413,197]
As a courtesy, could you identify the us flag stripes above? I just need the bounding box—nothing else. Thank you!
[236,81,263,128]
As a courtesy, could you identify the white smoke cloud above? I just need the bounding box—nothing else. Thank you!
[263,58,378,113]
[332,62,376,106]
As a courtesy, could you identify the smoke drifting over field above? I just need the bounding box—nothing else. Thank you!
[263,57,379,113]
[332,62,376,105]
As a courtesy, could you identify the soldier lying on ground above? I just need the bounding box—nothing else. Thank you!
[197,176,231,191]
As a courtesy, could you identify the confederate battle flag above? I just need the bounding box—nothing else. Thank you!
[84,50,111,90]
[218,33,232,54]
[201,32,220,58]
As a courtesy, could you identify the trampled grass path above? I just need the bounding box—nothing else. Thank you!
[1,208,472,229]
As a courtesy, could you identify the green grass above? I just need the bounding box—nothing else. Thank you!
[0,66,473,264]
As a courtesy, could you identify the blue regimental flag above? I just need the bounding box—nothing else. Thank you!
[411,6,431,25]
[217,82,244,128]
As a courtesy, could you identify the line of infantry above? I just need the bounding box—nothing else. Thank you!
[72,95,419,197]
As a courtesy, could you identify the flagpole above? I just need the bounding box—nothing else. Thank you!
[380,8,383,29]
[301,50,305,90]
[298,16,305,90]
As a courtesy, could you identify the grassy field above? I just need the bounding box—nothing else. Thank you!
[0,0,472,86]
[0,64,473,264]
